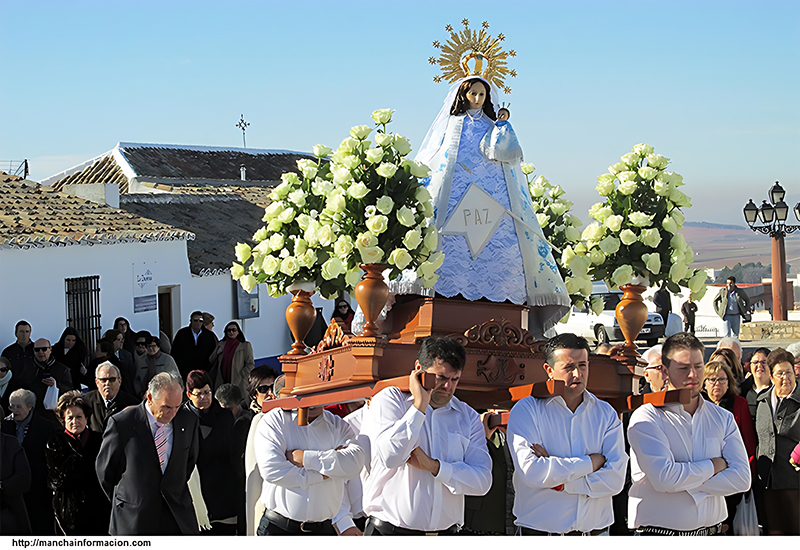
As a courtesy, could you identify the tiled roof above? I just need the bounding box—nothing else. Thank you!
[51,155,129,193]
[44,143,316,190]
[0,173,193,249]
[120,193,267,276]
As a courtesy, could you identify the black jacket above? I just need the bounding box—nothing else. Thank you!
[46,429,109,535]
[83,389,140,435]
[0,432,32,534]
[171,327,217,379]
[95,401,199,535]
[183,400,238,521]
[755,384,800,490]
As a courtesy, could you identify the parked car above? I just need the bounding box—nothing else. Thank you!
[553,282,665,346]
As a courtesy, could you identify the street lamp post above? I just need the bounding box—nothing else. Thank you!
[742,181,799,321]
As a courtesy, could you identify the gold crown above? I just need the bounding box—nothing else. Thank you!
[428,19,517,94]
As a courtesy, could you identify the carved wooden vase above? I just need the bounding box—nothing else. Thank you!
[615,284,648,356]
[285,289,316,355]
[355,263,389,337]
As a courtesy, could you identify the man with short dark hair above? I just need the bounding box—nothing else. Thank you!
[171,311,217,379]
[361,336,491,535]
[96,372,199,535]
[628,333,751,535]
[134,336,179,398]
[508,333,627,535]
[714,277,751,338]
[18,339,72,421]
[1,321,34,376]
[84,361,139,434]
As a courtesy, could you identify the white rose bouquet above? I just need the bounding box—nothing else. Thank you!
[232,109,443,299]
[575,144,707,299]
[521,164,602,315]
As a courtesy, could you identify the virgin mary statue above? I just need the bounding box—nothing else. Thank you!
[413,74,569,336]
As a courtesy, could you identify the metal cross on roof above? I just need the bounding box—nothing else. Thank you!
[236,114,250,148]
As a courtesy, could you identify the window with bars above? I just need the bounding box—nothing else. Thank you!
[65,275,101,357]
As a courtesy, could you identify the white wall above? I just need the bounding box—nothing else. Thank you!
[0,241,336,361]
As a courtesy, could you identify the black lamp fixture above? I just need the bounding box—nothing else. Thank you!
[759,200,775,224]
[743,199,758,225]
[744,180,800,238]
[769,181,786,204]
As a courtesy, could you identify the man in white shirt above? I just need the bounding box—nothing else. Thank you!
[508,333,627,535]
[627,332,751,535]
[253,404,365,535]
[361,336,492,535]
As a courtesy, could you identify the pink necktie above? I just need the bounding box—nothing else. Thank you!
[154,422,167,471]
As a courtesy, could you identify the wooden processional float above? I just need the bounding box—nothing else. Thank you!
[263,295,653,424]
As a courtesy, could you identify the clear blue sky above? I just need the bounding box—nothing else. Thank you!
[1,0,798,226]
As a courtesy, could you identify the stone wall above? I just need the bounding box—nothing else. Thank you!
[740,320,800,340]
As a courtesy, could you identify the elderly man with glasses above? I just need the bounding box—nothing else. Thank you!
[84,361,139,434]
[14,339,73,423]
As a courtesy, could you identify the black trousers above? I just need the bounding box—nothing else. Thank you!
[256,511,336,536]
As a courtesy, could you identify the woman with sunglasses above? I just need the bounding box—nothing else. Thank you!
[209,322,254,399]
[701,360,756,534]
[331,300,355,335]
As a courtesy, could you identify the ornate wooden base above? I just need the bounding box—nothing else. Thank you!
[276,296,643,414]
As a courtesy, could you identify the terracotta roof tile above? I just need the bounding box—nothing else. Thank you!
[0,173,193,249]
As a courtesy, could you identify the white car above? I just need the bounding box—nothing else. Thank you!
[553,282,665,346]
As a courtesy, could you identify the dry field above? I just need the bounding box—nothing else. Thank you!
[684,224,800,273]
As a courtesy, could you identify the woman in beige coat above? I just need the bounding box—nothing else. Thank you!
[209,322,254,397]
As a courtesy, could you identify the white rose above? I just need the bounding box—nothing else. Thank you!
[366,215,389,234]
[662,216,678,234]
[618,180,637,195]
[262,201,283,222]
[295,214,312,231]
[334,235,354,257]
[396,206,416,227]
[561,246,576,267]
[365,148,384,164]
[669,188,692,207]
[670,233,687,251]
[235,243,252,263]
[653,179,671,197]
[621,152,639,166]
[317,224,335,247]
[688,270,707,293]
[253,227,268,242]
[640,228,662,248]
[294,238,308,256]
[423,226,439,251]
[647,154,669,170]
[340,155,360,170]
[388,248,413,270]
[596,178,615,196]
[402,159,431,178]
[347,182,370,200]
[288,189,306,207]
[281,172,301,187]
[350,125,372,140]
[312,144,332,158]
[271,182,291,201]
[592,205,613,223]
[598,235,621,255]
[638,166,658,180]
[345,266,362,288]
[374,133,394,147]
[262,255,280,276]
[568,255,590,277]
[536,213,550,228]
[376,162,398,178]
[268,233,284,251]
[296,159,318,180]
[338,137,359,152]
[321,257,345,280]
[581,223,606,242]
[611,265,634,287]
[239,274,257,293]
[296,249,317,269]
[332,166,353,185]
[311,178,334,196]
[604,214,623,232]
[633,143,654,156]
[371,108,393,124]
[376,195,394,214]
[619,229,637,246]
[549,201,569,216]
[669,262,689,282]
[617,171,637,183]
[588,248,606,265]
[608,162,626,174]
[231,262,245,279]
[326,193,346,214]
[521,163,536,175]
[277,207,295,224]
[415,186,432,203]
[356,232,378,249]
[671,209,685,227]
[360,245,384,264]
[628,211,653,227]
[392,135,412,156]
[642,253,662,275]
[530,182,545,198]
[403,228,422,250]
[565,226,581,242]
[279,256,300,277]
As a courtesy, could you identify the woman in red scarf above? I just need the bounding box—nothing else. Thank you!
[210,322,254,398]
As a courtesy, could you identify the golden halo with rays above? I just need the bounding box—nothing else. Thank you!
[430,20,516,94]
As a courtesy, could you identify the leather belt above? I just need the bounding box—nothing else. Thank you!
[636,522,723,536]
[367,517,460,536]
[263,509,333,534]
[520,526,608,536]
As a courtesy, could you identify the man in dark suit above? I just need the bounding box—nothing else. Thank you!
[170,311,217,380]
[14,339,72,423]
[83,362,139,434]
[95,372,199,535]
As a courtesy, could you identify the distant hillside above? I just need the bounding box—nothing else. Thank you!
[684,221,747,231]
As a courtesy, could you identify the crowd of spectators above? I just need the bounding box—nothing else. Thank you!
[0,312,798,536]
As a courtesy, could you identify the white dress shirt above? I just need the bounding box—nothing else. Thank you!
[254,408,364,523]
[360,387,492,531]
[144,401,173,473]
[508,391,628,533]
[333,406,371,533]
[627,397,751,531]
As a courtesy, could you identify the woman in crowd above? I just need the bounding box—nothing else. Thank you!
[45,391,109,535]
[51,328,89,390]
[709,347,745,383]
[755,348,800,535]
[331,300,355,334]
[702,360,757,534]
[209,321,254,398]
[183,370,238,535]
[113,317,137,356]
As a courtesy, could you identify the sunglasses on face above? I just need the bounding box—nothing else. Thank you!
[97,377,119,383]
[256,384,273,394]
[34,347,50,352]
[0,367,9,373]
[226,328,238,333]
